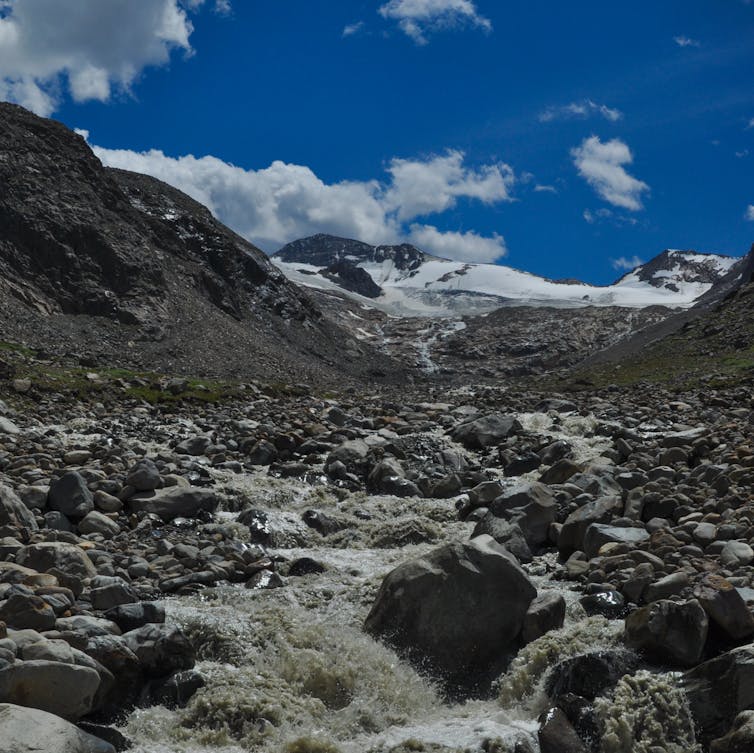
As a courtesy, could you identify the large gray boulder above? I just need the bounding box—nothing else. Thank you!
[558,495,624,556]
[364,535,536,689]
[15,542,96,582]
[684,644,754,745]
[487,481,557,547]
[0,660,101,720]
[127,486,217,522]
[624,598,708,667]
[583,523,649,558]
[0,486,37,532]
[48,472,94,519]
[0,703,115,753]
[450,414,522,450]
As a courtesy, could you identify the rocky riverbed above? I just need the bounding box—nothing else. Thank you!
[2,376,754,752]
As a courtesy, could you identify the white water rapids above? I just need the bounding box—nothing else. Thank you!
[119,411,699,753]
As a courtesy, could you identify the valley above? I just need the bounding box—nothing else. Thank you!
[0,103,753,753]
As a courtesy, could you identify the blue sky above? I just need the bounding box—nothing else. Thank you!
[1,0,753,283]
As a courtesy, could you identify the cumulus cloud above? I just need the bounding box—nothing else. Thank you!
[746,205,754,221]
[379,0,491,45]
[572,136,650,211]
[91,141,511,261]
[408,223,506,262]
[539,99,623,123]
[0,0,221,116]
[383,150,514,221]
[612,255,643,271]
[674,35,700,47]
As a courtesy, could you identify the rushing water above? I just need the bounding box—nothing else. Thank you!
[120,411,700,753]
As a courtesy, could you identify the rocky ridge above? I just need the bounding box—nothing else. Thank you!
[0,103,402,387]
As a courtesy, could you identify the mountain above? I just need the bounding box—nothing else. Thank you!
[0,103,399,384]
[273,234,742,317]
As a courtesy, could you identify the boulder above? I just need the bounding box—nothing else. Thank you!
[450,414,522,450]
[0,660,101,720]
[364,535,536,690]
[0,487,37,532]
[624,598,708,667]
[0,593,56,631]
[48,472,94,519]
[15,543,96,586]
[121,624,195,678]
[127,487,217,522]
[720,542,754,569]
[684,644,754,744]
[583,523,649,558]
[124,459,161,492]
[558,496,624,556]
[522,591,566,643]
[694,574,754,641]
[545,649,639,701]
[0,703,115,753]
[487,482,557,546]
[538,707,588,753]
[78,511,120,538]
[711,710,754,753]
[471,517,533,563]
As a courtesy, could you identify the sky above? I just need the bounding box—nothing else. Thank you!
[1,0,753,284]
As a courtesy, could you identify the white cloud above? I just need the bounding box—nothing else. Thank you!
[539,99,623,123]
[379,0,491,45]
[746,205,754,221]
[408,223,506,262]
[90,141,511,260]
[674,35,700,48]
[534,184,557,193]
[383,150,514,221]
[0,0,219,116]
[736,150,749,158]
[571,136,649,211]
[746,118,754,130]
[342,21,365,37]
[612,255,643,271]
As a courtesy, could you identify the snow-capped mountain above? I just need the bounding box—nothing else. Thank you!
[273,234,743,317]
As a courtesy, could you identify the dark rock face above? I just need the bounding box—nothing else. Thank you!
[275,233,430,272]
[321,259,382,298]
[0,103,403,386]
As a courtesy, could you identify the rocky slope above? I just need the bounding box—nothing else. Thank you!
[0,104,401,386]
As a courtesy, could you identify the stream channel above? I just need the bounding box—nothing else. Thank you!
[121,410,699,753]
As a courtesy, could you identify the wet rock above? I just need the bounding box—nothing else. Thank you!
[538,707,588,753]
[175,436,212,456]
[0,703,116,753]
[0,660,101,720]
[684,644,754,745]
[287,557,328,576]
[466,481,504,511]
[546,649,640,701]
[364,534,536,691]
[237,508,272,544]
[504,452,541,477]
[301,509,348,536]
[127,486,217,522]
[450,414,522,450]
[579,590,626,619]
[539,459,581,485]
[122,624,195,678]
[105,602,165,633]
[535,398,577,413]
[644,571,690,603]
[711,710,754,753]
[85,634,143,709]
[48,472,94,519]
[146,668,205,708]
[522,591,566,643]
[624,598,708,667]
